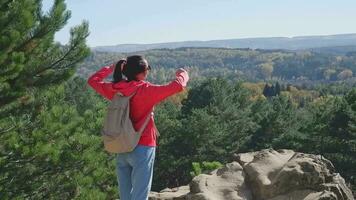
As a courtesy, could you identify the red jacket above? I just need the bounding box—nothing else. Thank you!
[87,65,189,147]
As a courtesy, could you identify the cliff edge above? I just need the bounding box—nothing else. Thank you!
[149,149,354,200]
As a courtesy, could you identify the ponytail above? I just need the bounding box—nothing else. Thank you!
[112,55,148,83]
[113,59,127,83]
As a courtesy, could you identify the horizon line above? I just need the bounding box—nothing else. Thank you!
[90,32,356,48]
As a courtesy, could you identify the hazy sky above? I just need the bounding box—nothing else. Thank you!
[43,0,356,47]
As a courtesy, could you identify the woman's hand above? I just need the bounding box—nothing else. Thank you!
[176,68,188,76]
[175,68,189,87]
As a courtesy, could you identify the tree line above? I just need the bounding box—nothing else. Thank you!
[77,48,356,85]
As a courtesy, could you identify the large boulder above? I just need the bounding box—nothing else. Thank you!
[149,149,354,200]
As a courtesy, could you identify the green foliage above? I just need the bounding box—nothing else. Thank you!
[262,82,281,97]
[190,162,202,177]
[2,72,355,197]
[77,48,356,85]
[152,78,258,190]
[0,0,93,199]
[190,161,223,177]
[244,95,297,150]
[1,79,118,199]
[305,91,356,186]
[0,0,90,114]
[152,78,356,195]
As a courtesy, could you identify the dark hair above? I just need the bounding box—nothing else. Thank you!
[112,55,151,83]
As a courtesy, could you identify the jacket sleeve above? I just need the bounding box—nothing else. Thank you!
[87,65,115,100]
[143,71,189,106]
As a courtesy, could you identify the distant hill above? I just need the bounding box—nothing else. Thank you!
[93,33,356,53]
[308,45,356,55]
[77,47,356,86]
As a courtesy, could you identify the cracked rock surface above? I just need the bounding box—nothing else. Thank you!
[149,149,354,200]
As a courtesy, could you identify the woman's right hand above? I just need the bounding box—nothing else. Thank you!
[175,68,189,87]
[176,68,188,76]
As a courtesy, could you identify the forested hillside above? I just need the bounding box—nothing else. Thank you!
[77,48,356,87]
[93,33,356,53]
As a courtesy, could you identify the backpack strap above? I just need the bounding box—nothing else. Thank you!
[137,111,160,137]
[128,87,154,135]
[128,90,137,98]
[155,126,160,137]
[137,111,153,134]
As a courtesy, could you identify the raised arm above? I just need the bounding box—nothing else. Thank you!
[143,68,189,106]
[87,65,115,100]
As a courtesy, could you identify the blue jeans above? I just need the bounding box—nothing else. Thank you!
[116,144,156,200]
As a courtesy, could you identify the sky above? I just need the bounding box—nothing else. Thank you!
[42,0,356,47]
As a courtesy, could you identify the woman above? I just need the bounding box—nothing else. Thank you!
[87,55,189,200]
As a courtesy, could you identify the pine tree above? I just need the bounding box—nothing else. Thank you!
[0,0,90,116]
[0,0,90,198]
[304,92,356,190]
[263,83,270,97]
[157,78,257,188]
[263,83,275,97]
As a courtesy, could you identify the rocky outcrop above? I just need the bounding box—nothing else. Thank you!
[149,149,354,200]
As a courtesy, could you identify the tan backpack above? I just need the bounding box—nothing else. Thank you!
[101,89,153,153]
